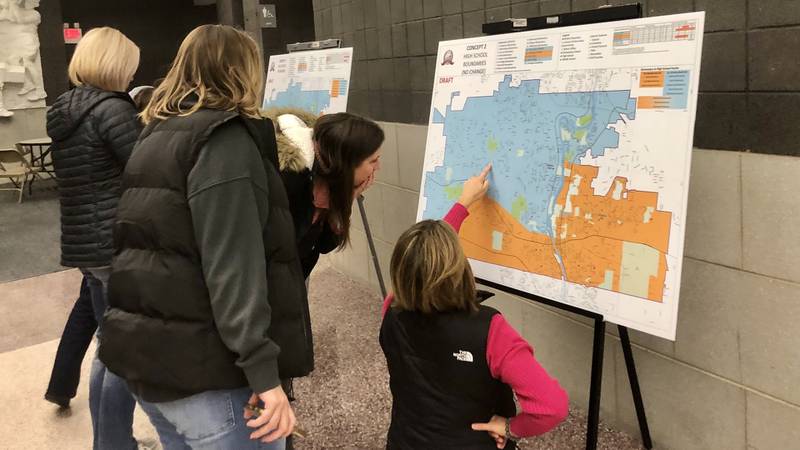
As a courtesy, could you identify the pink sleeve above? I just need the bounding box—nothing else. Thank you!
[443,202,469,233]
[486,314,569,437]
[381,293,394,318]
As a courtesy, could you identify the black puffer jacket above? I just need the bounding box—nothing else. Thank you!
[262,107,342,277]
[46,86,142,268]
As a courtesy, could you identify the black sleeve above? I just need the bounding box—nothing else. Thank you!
[97,98,143,166]
[316,221,343,255]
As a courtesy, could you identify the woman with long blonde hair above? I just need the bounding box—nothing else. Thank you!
[46,26,141,449]
[99,24,308,449]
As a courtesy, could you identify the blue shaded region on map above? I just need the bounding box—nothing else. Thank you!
[432,108,445,124]
[422,75,636,238]
[264,82,331,115]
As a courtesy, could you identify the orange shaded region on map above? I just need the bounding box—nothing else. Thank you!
[459,163,671,302]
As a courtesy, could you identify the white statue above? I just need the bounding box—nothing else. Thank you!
[0,68,11,117]
[0,0,47,117]
[0,0,9,22]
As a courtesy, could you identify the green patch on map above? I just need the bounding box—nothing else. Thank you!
[444,184,464,201]
[511,195,528,220]
[487,135,498,153]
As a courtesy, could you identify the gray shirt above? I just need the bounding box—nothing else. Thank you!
[186,121,280,394]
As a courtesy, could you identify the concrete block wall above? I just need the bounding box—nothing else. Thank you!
[315,0,800,156]
[324,122,800,449]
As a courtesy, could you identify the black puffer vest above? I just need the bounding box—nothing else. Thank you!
[380,305,517,449]
[46,86,142,268]
[99,109,313,402]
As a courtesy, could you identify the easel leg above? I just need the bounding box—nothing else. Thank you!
[618,325,653,449]
[357,195,387,298]
[586,318,605,450]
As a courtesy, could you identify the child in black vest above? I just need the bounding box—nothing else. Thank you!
[379,167,568,449]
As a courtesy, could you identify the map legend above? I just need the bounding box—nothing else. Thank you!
[525,45,554,64]
[639,70,665,87]
[495,40,519,72]
[330,79,348,98]
[638,69,690,109]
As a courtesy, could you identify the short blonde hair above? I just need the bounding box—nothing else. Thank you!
[142,25,264,124]
[68,27,140,92]
[390,220,478,314]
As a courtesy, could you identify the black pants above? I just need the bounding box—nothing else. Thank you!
[46,277,97,400]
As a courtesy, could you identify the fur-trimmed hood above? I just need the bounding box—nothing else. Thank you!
[261,107,318,173]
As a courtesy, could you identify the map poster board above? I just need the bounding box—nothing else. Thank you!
[262,47,353,115]
[418,12,705,340]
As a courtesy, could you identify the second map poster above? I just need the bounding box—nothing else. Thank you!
[262,47,353,115]
[418,12,705,340]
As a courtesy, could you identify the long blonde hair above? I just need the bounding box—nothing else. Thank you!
[142,25,264,124]
[390,220,478,314]
[68,27,139,92]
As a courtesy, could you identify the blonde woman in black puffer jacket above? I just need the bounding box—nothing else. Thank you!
[46,26,141,450]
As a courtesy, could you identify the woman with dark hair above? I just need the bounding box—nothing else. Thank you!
[264,109,385,278]
[257,110,383,450]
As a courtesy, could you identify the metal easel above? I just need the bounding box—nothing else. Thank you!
[480,5,652,449]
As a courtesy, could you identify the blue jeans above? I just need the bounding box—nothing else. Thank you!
[136,387,286,450]
[82,267,137,450]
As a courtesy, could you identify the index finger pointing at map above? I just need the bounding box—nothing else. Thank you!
[480,163,492,179]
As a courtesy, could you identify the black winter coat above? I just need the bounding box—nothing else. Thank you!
[101,110,313,401]
[46,86,142,268]
[264,107,342,278]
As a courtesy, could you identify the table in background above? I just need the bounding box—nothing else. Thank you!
[17,137,54,177]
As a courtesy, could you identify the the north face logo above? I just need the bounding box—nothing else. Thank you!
[453,350,474,363]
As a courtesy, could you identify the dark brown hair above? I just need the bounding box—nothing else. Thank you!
[390,220,478,314]
[131,86,154,112]
[313,112,384,248]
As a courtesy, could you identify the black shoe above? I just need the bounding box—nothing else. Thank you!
[44,393,71,409]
